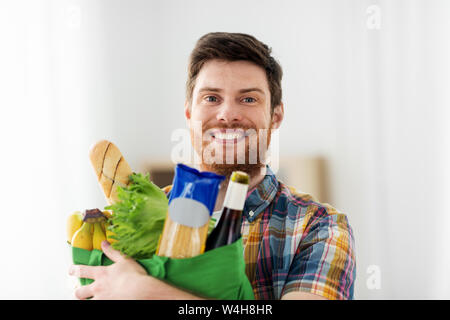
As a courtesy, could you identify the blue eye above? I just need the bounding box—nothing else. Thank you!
[243,97,256,103]
[205,96,218,102]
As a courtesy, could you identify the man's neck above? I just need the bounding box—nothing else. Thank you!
[203,165,267,212]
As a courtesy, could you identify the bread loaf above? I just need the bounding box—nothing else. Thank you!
[89,140,133,205]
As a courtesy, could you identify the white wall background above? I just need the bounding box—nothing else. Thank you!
[0,0,449,299]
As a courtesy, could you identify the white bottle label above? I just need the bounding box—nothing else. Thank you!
[223,181,248,211]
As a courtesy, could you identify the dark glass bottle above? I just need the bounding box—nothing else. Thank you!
[205,171,249,251]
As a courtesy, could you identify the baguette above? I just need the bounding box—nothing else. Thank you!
[89,140,133,205]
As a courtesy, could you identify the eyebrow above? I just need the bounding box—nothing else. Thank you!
[198,87,265,95]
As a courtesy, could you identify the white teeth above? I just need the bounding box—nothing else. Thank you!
[214,132,244,140]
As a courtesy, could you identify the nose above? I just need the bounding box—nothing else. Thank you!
[216,100,243,124]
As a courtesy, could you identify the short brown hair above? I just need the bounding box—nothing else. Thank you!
[186,32,283,113]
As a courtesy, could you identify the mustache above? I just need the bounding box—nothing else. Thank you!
[203,124,255,131]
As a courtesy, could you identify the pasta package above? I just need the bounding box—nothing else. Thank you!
[156,164,225,258]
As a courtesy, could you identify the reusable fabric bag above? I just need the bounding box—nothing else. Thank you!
[71,238,255,300]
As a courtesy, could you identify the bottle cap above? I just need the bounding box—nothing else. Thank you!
[231,171,249,185]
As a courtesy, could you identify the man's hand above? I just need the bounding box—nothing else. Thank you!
[69,241,150,299]
[69,241,205,300]
[281,291,328,300]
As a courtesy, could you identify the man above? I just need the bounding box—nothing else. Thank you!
[69,32,356,300]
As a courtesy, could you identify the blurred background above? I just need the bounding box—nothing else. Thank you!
[0,0,449,299]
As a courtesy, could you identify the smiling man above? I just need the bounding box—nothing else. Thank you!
[186,57,281,212]
[70,32,356,300]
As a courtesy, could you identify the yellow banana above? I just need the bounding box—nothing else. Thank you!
[100,219,106,234]
[103,210,113,220]
[101,210,116,243]
[105,224,118,244]
[66,211,83,244]
[93,222,107,251]
[72,222,93,251]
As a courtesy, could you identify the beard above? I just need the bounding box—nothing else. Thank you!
[190,122,273,179]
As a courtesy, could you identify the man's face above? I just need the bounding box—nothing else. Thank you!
[185,59,283,176]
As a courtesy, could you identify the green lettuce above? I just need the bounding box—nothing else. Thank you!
[104,173,168,260]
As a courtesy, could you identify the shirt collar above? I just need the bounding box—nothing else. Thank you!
[243,166,279,222]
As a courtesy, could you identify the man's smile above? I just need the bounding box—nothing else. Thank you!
[207,128,250,144]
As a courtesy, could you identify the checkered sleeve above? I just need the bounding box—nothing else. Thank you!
[281,206,356,300]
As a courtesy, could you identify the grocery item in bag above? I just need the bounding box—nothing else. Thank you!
[156,164,224,258]
[205,171,249,251]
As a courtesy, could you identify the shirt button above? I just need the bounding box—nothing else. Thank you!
[249,210,254,217]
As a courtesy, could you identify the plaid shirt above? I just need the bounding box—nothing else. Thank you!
[163,166,356,300]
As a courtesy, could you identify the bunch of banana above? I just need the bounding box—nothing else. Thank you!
[67,209,117,251]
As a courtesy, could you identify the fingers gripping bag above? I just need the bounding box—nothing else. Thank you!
[71,163,255,300]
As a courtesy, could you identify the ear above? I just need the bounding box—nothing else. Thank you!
[271,102,284,129]
[184,100,192,128]
[184,100,191,120]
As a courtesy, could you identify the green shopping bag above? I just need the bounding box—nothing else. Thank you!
[71,238,255,300]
